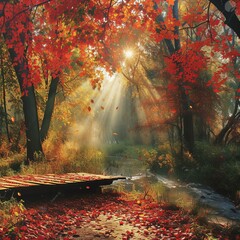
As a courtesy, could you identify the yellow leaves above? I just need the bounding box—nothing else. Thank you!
[14,211,19,217]
[116,66,122,73]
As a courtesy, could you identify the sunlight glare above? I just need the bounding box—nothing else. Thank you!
[124,49,134,59]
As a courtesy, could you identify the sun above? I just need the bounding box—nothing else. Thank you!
[124,49,134,59]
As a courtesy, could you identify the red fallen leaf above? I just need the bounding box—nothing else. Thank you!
[126,230,134,237]
[119,221,124,225]
[20,226,28,231]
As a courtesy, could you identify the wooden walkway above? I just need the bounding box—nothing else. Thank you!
[0,173,125,199]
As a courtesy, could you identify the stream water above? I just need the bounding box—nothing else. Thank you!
[105,156,240,227]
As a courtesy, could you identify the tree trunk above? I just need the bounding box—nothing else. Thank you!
[1,57,11,142]
[4,18,43,163]
[214,98,240,145]
[182,104,194,152]
[174,0,195,152]
[21,85,43,163]
[40,76,59,142]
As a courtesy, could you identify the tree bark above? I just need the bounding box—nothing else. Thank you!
[40,76,59,142]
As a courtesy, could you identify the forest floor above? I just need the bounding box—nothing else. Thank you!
[0,191,239,240]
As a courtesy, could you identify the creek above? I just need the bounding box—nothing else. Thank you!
[104,156,240,227]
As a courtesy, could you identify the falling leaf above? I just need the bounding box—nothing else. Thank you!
[101,106,104,110]
[91,99,94,103]
[116,107,119,110]
[88,106,91,112]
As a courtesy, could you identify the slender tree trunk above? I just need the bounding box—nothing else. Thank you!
[1,57,11,142]
[214,98,240,144]
[180,86,194,152]
[173,0,195,152]
[40,76,59,142]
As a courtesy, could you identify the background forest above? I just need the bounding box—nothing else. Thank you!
[0,0,239,202]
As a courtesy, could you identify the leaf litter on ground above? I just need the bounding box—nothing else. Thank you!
[0,191,237,239]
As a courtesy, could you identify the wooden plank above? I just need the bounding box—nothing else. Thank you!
[0,173,126,195]
[8,176,56,185]
[36,175,74,183]
[0,180,18,187]
[1,178,38,187]
[45,176,83,183]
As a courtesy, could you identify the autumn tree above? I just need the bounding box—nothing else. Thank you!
[0,0,157,162]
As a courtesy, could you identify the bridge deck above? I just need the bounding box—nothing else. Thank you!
[0,173,125,199]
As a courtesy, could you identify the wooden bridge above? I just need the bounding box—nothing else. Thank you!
[0,173,125,199]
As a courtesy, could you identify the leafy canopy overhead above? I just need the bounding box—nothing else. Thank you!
[0,0,239,92]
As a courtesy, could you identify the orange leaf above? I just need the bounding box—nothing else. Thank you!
[168,0,175,5]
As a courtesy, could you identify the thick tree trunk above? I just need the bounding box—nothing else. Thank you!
[8,54,43,162]
[4,19,43,163]
[21,85,43,163]
[40,76,59,142]
[7,49,43,162]
[209,0,240,38]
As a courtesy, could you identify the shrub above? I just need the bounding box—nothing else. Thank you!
[0,154,25,177]
[181,141,240,198]
[20,147,105,175]
[0,198,25,237]
[140,143,176,174]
